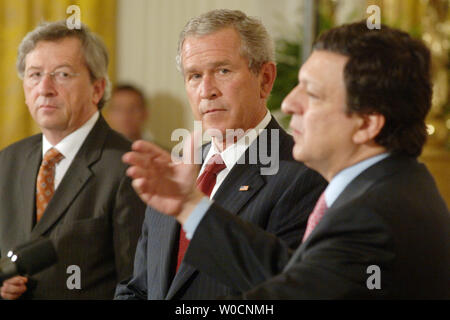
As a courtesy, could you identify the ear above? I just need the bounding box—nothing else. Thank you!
[92,78,106,106]
[258,62,277,99]
[352,112,385,144]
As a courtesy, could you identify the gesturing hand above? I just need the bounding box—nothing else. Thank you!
[122,132,204,224]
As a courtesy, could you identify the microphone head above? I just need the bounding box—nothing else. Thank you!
[13,238,58,276]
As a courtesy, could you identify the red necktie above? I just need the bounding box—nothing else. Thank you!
[36,148,64,222]
[176,154,226,272]
[302,192,328,242]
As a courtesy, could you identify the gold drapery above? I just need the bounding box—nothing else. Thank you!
[322,0,449,204]
[0,0,116,149]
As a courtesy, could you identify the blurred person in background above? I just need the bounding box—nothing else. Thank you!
[106,84,152,142]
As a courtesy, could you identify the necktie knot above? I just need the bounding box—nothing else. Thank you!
[203,154,226,175]
[196,154,226,197]
[43,148,64,166]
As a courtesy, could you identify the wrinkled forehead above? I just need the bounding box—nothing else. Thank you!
[25,37,85,70]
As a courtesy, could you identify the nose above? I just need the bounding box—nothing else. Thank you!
[281,84,304,116]
[199,74,220,100]
[37,73,57,97]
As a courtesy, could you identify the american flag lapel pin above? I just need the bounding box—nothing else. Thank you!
[239,185,249,191]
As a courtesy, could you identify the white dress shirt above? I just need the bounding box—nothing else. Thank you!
[184,110,272,238]
[42,111,99,190]
[200,110,272,198]
[185,151,390,240]
[324,152,390,207]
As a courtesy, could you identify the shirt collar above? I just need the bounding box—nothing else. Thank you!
[324,152,390,207]
[42,111,100,161]
[204,110,272,171]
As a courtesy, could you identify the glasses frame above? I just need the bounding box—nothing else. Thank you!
[24,69,81,87]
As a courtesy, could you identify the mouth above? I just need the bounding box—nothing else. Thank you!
[203,109,226,116]
[289,126,302,136]
[38,104,59,110]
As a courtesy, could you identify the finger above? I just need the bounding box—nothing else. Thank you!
[123,148,173,170]
[1,290,25,300]
[126,159,175,180]
[131,177,154,197]
[1,282,27,296]
[2,283,27,293]
[3,276,27,285]
[131,178,158,205]
[132,140,171,158]
[123,151,153,168]
[1,292,18,300]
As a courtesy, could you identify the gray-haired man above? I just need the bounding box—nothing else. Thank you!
[115,9,326,300]
[0,21,145,299]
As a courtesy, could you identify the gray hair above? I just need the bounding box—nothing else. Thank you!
[17,20,111,109]
[176,9,275,74]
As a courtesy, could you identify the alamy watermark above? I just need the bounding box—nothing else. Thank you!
[66,265,81,290]
[366,265,381,290]
[170,121,280,176]
[367,5,381,30]
[66,5,81,30]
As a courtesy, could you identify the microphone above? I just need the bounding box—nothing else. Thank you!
[0,238,58,283]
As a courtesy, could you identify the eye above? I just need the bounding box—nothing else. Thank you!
[188,73,202,81]
[28,71,42,79]
[56,71,70,78]
[307,91,319,100]
[219,68,230,75]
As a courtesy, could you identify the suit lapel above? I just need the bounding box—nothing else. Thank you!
[330,155,406,211]
[213,164,265,213]
[286,155,412,269]
[166,128,277,298]
[20,139,42,235]
[166,260,197,299]
[30,116,108,238]
[213,119,286,213]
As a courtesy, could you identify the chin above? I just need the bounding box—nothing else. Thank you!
[203,124,226,138]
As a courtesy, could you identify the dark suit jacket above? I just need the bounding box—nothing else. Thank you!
[115,118,327,299]
[0,116,146,299]
[184,155,450,299]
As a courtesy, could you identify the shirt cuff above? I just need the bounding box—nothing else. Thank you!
[183,196,213,240]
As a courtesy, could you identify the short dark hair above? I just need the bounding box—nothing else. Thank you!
[111,84,146,108]
[313,21,432,157]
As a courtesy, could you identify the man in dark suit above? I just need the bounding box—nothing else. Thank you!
[122,21,450,299]
[115,9,326,299]
[0,21,146,299]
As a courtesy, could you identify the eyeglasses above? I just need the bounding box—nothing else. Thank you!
[24,70,80,86]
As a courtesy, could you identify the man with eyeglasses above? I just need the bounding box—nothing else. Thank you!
[0,21,146,299]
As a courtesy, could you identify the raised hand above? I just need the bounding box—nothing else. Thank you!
[122,132,204,224]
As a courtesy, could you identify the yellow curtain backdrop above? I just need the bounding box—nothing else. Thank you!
[367,0,450,204]
[0,0,116,150]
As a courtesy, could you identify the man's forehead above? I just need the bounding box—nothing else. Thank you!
[25,37,83,66]
[182,28,242,59]
[299,50,348,85]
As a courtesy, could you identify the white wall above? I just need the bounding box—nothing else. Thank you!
[116,0,303,148]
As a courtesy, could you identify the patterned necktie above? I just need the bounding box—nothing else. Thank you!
[302,192,328,242]
[36,148,64,222]
[176,153,226,272]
